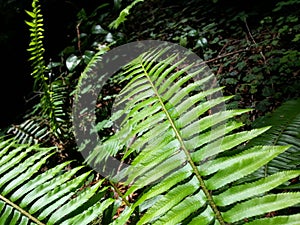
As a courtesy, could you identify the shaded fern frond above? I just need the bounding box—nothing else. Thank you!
[109,0,144,29]
[41,78,70,138]
[87,48,300,224]
[7,118,49,145]
[244,98,300,183]
[0,138,115,225]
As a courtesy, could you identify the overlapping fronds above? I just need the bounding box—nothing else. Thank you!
[0,138,115,225]
[244,98,300,184]
[88,48,300,224]
[25,0,69,139]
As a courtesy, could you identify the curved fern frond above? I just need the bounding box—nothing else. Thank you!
[244,98,300,182]
[109,0,144,29]
[0,138,115,225]
[7,118,49,145]
[89,48,300,224]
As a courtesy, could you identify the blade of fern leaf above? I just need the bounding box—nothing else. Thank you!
[176,96,232,127]
[129,121,173,152]
[214,170,300,206]
[164,72,212,104]
[120,97,158,121]
[1,153,54,196]
[126,102,162,127]
[181,109,251,139]
[156,59,192,94]
[0,139,15,158]
[129,163,192,201]
[117,93,158,127]
[143,47,173,72]
[60,198,115,225]
[173,88,227,117]
[125,140,180,183]
[200,146,275,176]
[129,132,177,164]
[0,149,52,189]
[185,120,244,150]
[192,127,271,162]
[205,146,290,190]
[38,193,74,220]
[8,208,21,225]
[153,190,206,225]
[119,90,155,120]
[47,180,106,224]
[0,204,13,223]
[245,213,300,225]
[121,63,143,79]
[28,171,92,214]
[116,165,193,224]
[110,205,134,225]
[0,195,45,225]
[0,145,31,173]
[223,192,300,223]
[19,166,84,208]
[124,111,166,139]
[137,176,199,225]
[125,150,186,187]
[188,206,215,225]
[148,54,178,78]
[10,161,73,202]
[119,76,148,97]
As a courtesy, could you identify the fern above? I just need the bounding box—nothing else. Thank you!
[24,0,68,139]
[243,98,300,185]
[109,0,144,29]
[83,48,300,224]
[2,45,300,224]
[0,138,115,225]
[7,118,49,145]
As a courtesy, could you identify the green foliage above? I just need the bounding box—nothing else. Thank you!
[85,48,300,224]
[0,138,115,225]
[9,0,71,142]
[2,46,300,224]
[7,118,49,145]
[244,98,300,183]
[107,0,299,124]
[25,0,46,88]
[109,0,144,29]
[1,0,300,224]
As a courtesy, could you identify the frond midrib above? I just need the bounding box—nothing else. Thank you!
[0,194,45,225]
[139,57,226,225]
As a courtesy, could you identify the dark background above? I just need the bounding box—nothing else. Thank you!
[0,0,290,129]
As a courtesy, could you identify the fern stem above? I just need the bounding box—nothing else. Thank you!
[109,181,131,207]
[140,61,226,225]
[0,195,46,225]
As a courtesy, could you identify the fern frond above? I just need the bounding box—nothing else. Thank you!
[25,0,46,88]
[109,0,144,29]
[89,48,300,224]
[7,118,49,145]
[244,98,300,181]
[25,0,70,139]
[0,139,115,225]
